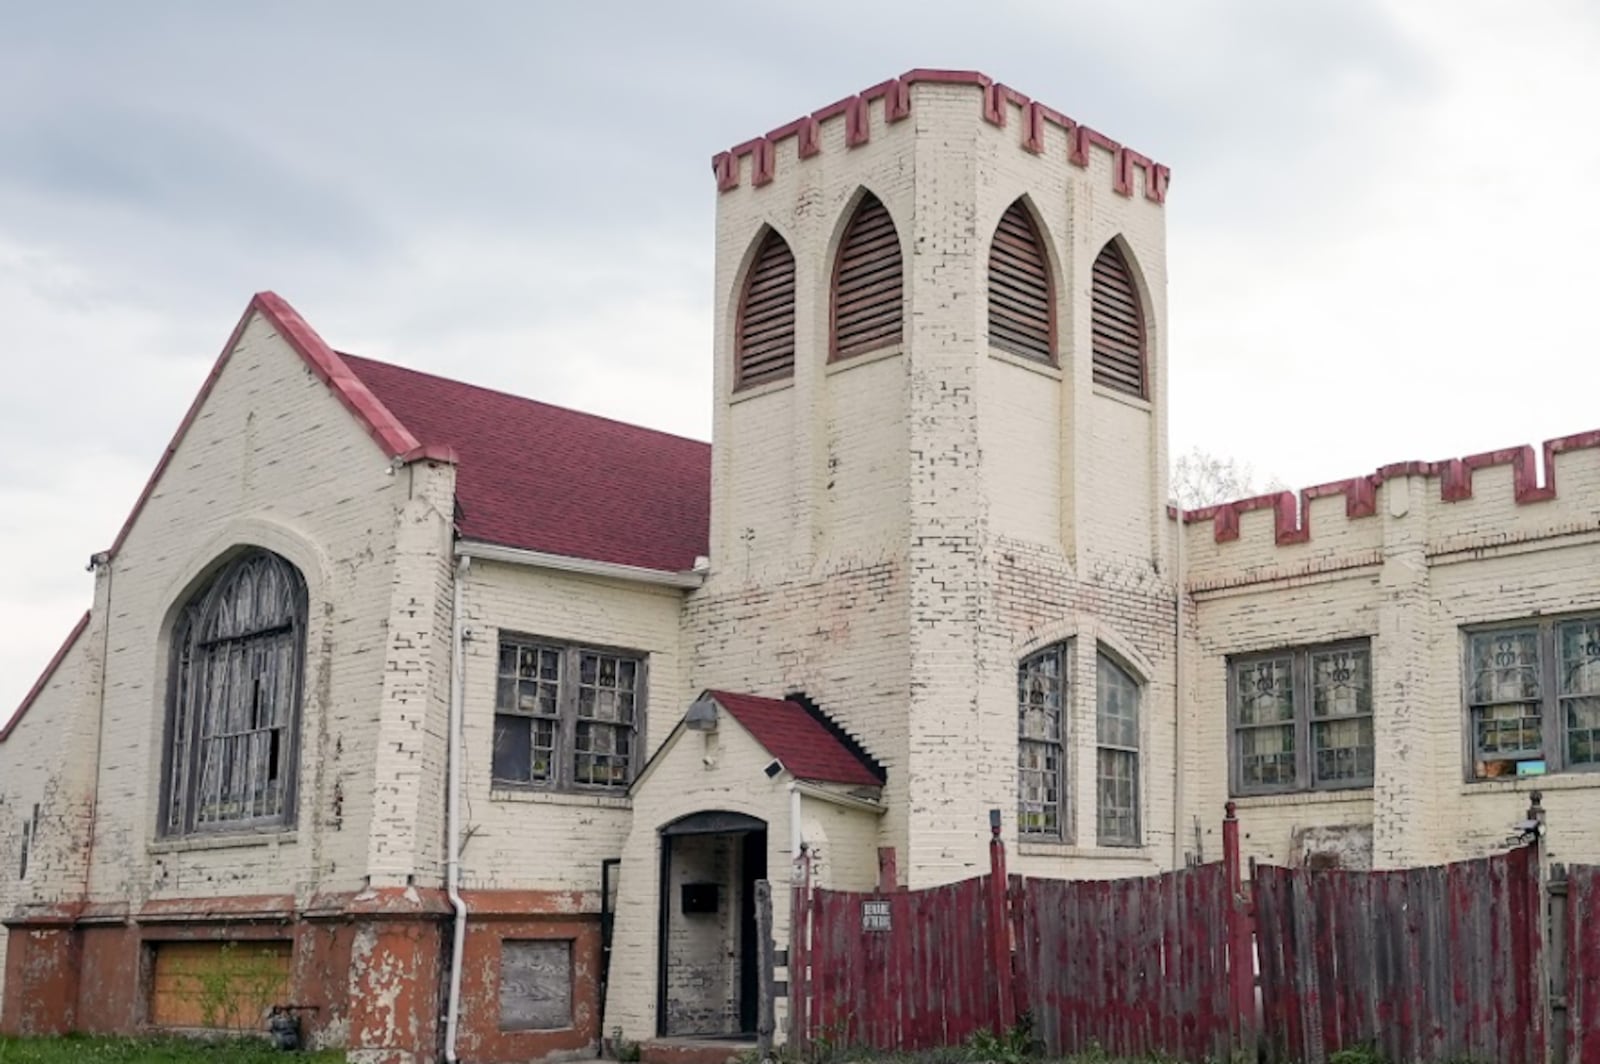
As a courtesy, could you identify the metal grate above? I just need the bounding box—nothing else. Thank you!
[1090,241,1146,396]
[735,229,796,389]
[831,193,903,360]
[987,201,1054,362]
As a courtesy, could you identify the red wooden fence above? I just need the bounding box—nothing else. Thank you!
[1012,862,1233,1060]
[803,874,1006,1050]
[1252,846,1544,1064]
[793,803,1573,1063]
[1565,863,1600,1063]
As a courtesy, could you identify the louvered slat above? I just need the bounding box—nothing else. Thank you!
[987,201,1054,363]
[1091,242,1146,397]
[832,193,903,359]
[736,230,796,389]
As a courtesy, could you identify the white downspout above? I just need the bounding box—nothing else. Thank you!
[445,555,471,1062]
[788,780,803,860]
[1172,513,1187,868]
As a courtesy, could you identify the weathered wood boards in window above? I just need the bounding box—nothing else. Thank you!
[736,230,796,389]
[151,941,292,1030]
[500,939,574,1031]
[831,193,903,360]
[987,201,1054,362]
[163,550,307,836]
[1091,241,1146,397]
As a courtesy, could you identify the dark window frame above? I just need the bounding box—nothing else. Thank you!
[733,227,797,392]
[1462,615,1600,781]
[1017,641,1070,841]
[829,191,905,363]
[1228,639,1374,797]
[1095,651,1141,847]
[1089,239,1149,399]
[159,550,308,838]
[492,633,649,794]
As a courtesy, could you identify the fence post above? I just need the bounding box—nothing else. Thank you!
[988,809,1016,1034]
[790,844,812,1050]
[756,880,776,1057]
[1223,801,1257,1058]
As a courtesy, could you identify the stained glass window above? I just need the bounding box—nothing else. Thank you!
[494,638,645,791]
[1230,642,1373,795]
[1096,654,1140,846]
[1018,645,1067,839]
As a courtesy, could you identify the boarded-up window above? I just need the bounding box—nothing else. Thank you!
[500,939,574,1031]
[163,550,307,836]
[1090,241,1147,397]
[735,230,796,390]
[987,200,1054,363]
[831,193,903,360]
[151,941,291,1030]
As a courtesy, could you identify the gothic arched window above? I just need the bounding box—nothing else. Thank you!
[162,549,307,835]
[987,200,1055,363]
[735,228,797,390]
[1090,240,1147,397]
[831,192,904,361]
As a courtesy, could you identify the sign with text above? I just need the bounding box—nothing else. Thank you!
[861,899,891,932]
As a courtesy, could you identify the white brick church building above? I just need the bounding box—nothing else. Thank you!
[4,69,1599,1063]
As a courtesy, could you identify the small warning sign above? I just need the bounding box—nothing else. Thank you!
[861,899,891,932]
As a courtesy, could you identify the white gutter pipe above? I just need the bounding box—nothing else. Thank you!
[455,539,705,589]
[445,555,471,1062]
[1172,512,1187,868]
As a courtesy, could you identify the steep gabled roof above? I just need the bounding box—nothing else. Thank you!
[1,611,89,743]
[102,291,710,574]
[341,355,710,573]
[708,691,885,788]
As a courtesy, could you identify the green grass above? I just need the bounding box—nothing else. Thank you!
[0,1033,344,1062]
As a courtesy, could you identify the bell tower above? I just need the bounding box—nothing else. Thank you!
[693,70,1176,884]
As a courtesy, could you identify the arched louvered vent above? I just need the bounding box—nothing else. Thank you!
[735,230,797,389]
[987,201,1054,363]
[1091,241,1147,397]
[831,193,903,360]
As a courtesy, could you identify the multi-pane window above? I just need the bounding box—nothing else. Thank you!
[493,637,646,792]
[162,550,307,836]
[1096,654,1140,846]
[1229,641,1373,796]
[1018,644,1067,839]
[1467,617,1600,779]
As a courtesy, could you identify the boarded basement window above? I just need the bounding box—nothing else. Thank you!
[987,200,1055,363]
[500,939,574,1031]
[831,193,903,361]
[735,230,797,390]
[1090,241,1147,397]
[150,941,291,1030]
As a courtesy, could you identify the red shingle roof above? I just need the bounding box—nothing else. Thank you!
[341,355,710,573]
[709,691,884,788]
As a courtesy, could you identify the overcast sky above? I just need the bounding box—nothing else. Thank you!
[3,1,1598,717]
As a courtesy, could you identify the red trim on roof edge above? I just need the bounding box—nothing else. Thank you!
[1180,427,1600,545]
[101,292,436,561]
[714,68,1169,204]
[1,611,90,742]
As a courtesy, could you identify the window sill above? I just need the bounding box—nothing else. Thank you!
[1230,789,1372,809]
[149,830,297,855]
[986,346,1062,380]
[1017,841,1153,861]
[1092,383,1152,412]
[729,376,794,405]
[490,789,632,810]
[1460,772,1600,797]
[825,343,903,376]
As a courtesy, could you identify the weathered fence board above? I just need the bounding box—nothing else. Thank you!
[1011,862,1233,1061]
[805,874,1003,1050]
[1569,864,1600,1063]
[1254,845,1543,1064]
